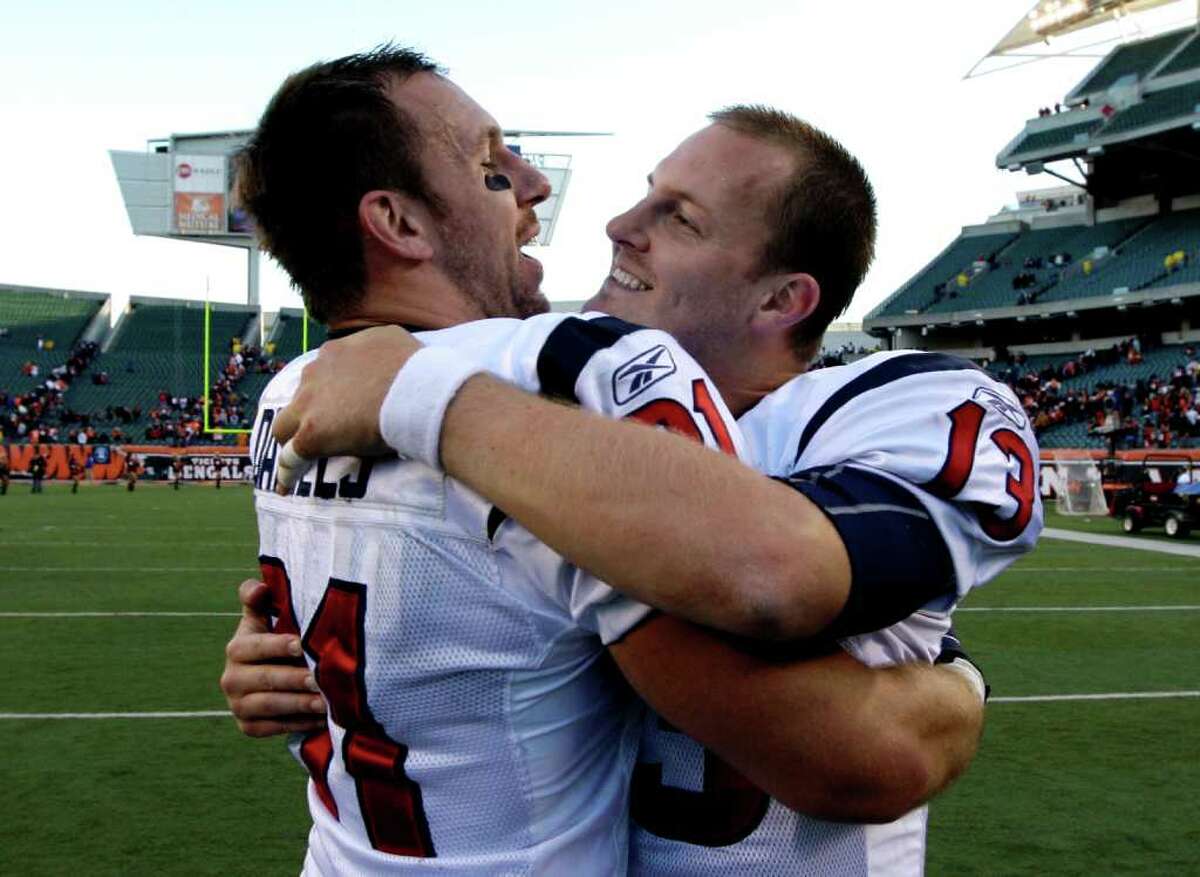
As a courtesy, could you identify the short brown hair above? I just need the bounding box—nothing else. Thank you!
[235,45,441,323]
[709,105,877,358]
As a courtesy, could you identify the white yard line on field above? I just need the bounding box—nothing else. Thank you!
[0,711,232,719]
[0,541,256,547]
[1042,528,1200,558]
[2,691,1197,718]
[0,611,239,618]
[991,691,1200,703]
[3,607,1195,619]
[958,605,1200,612]
[1014,566,1198,572]
[0,567,253,572]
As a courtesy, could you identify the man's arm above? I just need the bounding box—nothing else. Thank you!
[442,374,852,639]
[220,575,984,820]
[609,615,984,823]
[272,326,849,641]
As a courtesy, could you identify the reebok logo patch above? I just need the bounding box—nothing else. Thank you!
[974,386,1027,430]
[612,345,677,405]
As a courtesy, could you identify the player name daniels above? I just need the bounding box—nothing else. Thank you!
[252,406,376,501]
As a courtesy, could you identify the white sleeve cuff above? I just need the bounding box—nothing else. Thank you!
[943,656,989,704]
[378,346,484,470]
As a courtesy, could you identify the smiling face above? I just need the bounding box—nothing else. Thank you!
[398,73,552,318]
[585,123,798,376]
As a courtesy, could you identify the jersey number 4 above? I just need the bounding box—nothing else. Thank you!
[260,556,436,858]
[924,399,1036,541]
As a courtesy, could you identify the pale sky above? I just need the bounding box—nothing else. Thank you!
[0,0,1174,321]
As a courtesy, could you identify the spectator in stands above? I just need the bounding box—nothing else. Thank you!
[1165,250,1187,273]
[989,335,1200,450]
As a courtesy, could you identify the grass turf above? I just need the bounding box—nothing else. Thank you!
[0,483,1196,874]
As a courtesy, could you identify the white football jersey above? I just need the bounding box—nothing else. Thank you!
[628,350,1042,876]
[250,312,747,875]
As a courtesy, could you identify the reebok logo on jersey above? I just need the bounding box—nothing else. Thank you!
[612,345,677,404]
[973,386,1027,429]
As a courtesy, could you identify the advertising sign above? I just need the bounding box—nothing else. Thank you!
[174,154,227,235]
[174,193,225,234]
[142,452,253,482]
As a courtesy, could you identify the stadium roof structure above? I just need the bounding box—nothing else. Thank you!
[967,0,1198,78]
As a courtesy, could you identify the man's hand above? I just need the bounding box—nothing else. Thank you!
[220,578,327,737]
[272,324,424,493]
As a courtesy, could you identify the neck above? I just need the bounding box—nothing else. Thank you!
[716,363,807,417]
[329,268,484,333]
[705,344,808,418]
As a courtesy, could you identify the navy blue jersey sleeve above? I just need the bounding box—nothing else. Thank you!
[774,464,956,638]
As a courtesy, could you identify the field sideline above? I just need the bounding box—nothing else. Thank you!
[0,485,1196,874]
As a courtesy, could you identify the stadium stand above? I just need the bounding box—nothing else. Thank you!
[1041,208,1200,302]
[1007,118,1105,157]
[1155,30,1200,78]
[1100,80,1200,138]
[915,217,1147,313]
[872,205,1200,319]
[269,310,327,359]
[0,287,101,392]
[0,287,106,446]
[987,339,1200,449]
[0,288,335,448]
[1069,29,1194,99]
[877,232,1018,315]
[64,302,256,443]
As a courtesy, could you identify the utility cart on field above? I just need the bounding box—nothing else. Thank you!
[1110,458,1200,538]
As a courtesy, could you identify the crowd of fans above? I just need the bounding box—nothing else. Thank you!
[2,333,287,448]
[987,337,1200,449]
[142,341,283,445]
[1,341,103,444]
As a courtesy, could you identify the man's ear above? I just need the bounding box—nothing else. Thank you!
[758,272,820,331]
[358,189,435,263]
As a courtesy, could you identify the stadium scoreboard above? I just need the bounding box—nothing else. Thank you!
[110,128,597,303]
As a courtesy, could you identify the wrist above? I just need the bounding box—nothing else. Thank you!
[378,347,484,469]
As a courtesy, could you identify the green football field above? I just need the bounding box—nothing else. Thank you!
[0,484,1196,875]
